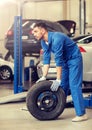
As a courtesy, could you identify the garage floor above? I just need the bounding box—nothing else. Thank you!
[0,81,92,130]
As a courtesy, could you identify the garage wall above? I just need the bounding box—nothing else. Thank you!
[0,4,17,38]
[23,1,64,20]
[66,0,92,35]
[86,0,92,33]
[21,0,92,35]
[0,0,92,56]
[0,3,17,55]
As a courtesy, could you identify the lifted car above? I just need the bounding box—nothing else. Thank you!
[4,19,70,59]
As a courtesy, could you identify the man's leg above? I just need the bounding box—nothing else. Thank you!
[61,66,69,96]
[69,57,87,121]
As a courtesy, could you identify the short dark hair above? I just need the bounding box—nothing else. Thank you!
[33,22,47,30]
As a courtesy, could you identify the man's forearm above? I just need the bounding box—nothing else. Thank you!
[42,64,50,77]
[56,66,62,80]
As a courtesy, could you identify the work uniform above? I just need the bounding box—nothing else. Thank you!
[41,31,86,116]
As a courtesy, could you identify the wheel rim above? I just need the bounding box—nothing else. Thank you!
[37,91,58,112]
[0,69,10,80]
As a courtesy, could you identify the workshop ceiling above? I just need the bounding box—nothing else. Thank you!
[13,0,67,4]
[28,0,65,1]
[20,0,66,2]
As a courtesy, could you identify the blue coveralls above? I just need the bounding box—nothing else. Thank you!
[41,31,86,116]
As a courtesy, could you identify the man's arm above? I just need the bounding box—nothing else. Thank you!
[50,66,62,91]
[42,64,50,77]
[43,65,62,80]
[36,64,49,83]
[56,66,62,80]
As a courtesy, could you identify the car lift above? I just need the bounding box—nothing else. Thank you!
[14,16,23,94]
[0,16,27,104]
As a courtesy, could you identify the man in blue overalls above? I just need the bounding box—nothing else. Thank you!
[32,22,88,122]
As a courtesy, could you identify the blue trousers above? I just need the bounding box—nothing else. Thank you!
[61,56,86,116]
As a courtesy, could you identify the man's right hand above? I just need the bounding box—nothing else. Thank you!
[50,79,61,91]
[36,76,46,83]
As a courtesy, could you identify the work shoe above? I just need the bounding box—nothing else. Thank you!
[72,114,88,122]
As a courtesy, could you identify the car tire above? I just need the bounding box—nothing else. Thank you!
[26,80,66,120]
[0,65,13,80]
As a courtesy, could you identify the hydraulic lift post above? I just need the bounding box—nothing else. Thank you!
[14,16,23,94]
[0,16,27,104]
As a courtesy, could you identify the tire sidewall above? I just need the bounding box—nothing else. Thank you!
[26,80,66,120]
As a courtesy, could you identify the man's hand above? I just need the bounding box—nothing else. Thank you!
[50,79,61,91]
[36,76,46,83]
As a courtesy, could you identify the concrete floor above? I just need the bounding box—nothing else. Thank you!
[0,81,92,130]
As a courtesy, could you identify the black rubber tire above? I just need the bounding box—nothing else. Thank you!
[0,65,13,80]
[26,80,66,120]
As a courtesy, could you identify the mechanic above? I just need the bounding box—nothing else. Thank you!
[32,22,88,122]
